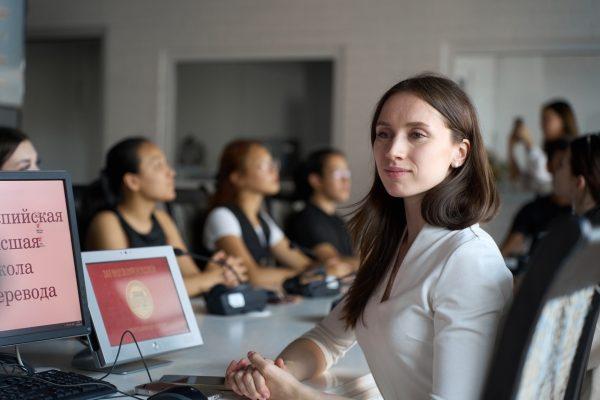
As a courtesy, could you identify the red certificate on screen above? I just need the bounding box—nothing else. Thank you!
[86,257,189,346]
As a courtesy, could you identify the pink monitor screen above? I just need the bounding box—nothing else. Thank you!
[86,257,190,346]
[0,180,83,333]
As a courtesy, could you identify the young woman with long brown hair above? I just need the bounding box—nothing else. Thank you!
[224,74,513,400]
[203,141,354,291]
[508,100,579,193]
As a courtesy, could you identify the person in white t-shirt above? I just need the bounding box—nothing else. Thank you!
[204,140,354,292]
[508,100,579,193]
[224,74,513,400]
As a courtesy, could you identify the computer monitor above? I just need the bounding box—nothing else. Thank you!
[75,246,203,373]
[0,171,92,347]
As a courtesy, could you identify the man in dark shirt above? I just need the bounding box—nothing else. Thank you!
[501,139,572,259]
[287,149,358,271]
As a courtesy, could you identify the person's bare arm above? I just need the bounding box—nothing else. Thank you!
[500,231,526,258]
[312,243,359,276]
[215,235,297,291]
[229,351,350,400]
[85,211,129,250]
[277,338,329,381]
[270,237,312,272]
[156,210,238,296]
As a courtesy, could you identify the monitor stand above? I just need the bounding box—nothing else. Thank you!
[71,348,171,375]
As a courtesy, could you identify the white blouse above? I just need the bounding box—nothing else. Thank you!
[301,224,513,400]
[524,146,552,194]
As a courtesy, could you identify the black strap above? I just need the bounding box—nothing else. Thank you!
[225,204,272,264]
[113,209,167,248]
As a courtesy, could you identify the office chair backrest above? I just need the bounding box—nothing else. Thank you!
[483,215,600,400]
[165,186,211,254]
[72,182,107,248]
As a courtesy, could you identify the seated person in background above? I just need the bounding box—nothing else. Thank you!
[554,133,600,221]
[0,127,40,171]
[203,140,351,292]
[548,133,600,400]
[85,137,246,297]
[501,138,572,262]
[508,100,578,193]
[286,149,358,272]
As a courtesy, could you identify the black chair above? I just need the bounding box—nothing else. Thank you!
[72,181,111,250]
[483,215,600,400]
[165,185,211,255]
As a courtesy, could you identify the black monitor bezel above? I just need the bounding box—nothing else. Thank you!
[0,170,92,346]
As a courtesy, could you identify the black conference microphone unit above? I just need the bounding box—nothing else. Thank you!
[173,248,268,315]
[283,241,341,298]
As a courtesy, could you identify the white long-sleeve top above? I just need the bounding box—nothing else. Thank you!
[522,145,552,194]
[301,224,513,400]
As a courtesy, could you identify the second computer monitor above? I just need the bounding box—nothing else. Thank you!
[80,246,203,368]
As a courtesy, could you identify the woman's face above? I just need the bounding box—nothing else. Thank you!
[1,140,40,171]
[373,93,467,201]
[553,148,578,203]
[542,108,565,140]
[313,154,351,203]
[128,142,176,202]
[235,145,280,196]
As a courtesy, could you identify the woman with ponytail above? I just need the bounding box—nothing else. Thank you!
[86,137,246,297]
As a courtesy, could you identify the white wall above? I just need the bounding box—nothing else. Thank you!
[453,55,497,151]
[22,39,102,183]
[26,0,600,201]
[454,53,600,162]
[494,56,546,157]
[544,55,600,133]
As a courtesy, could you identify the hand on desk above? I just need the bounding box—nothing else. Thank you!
[324,258,354,278]
[225,352,315,400]
[208,251,248,287]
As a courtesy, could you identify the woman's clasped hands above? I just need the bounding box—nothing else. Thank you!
[225,351,315,400]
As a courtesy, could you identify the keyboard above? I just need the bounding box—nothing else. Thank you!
[0,369,117,400]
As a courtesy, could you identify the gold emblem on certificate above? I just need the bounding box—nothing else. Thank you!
[126,280,154,320]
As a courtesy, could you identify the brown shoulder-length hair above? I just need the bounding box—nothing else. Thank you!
[342,73,499,329]
[542,99,579,138]
[209,139,263,209]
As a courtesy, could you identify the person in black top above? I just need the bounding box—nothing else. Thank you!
[287,149,358,270]
[552,133,600,400]
[85,137,247,296]
[554,133,600,223]
[501,139,572,259]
